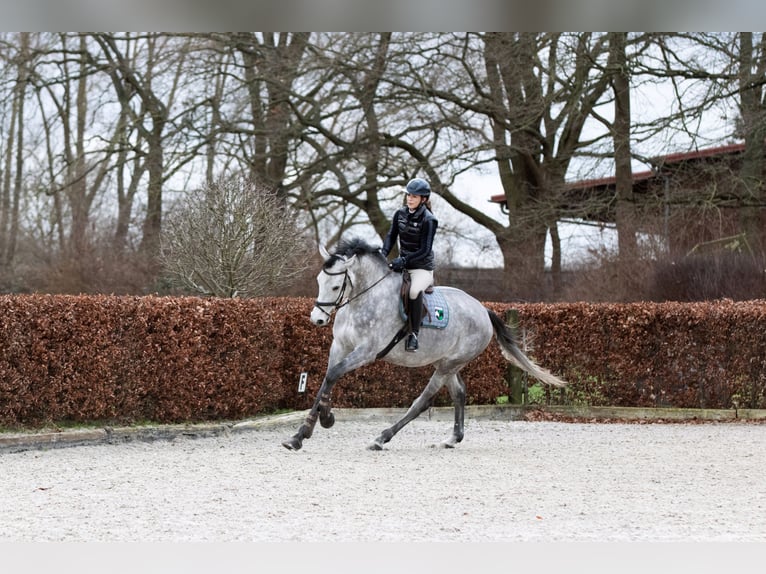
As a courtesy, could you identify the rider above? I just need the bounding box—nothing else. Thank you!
[381,177,438,352]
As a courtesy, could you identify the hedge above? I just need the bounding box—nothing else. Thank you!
[1,295,764,428]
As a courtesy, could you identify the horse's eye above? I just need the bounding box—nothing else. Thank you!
[332,286,340,291]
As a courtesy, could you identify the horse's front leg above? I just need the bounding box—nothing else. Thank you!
[280,381,327,451]
[282,345,374,451]
[313,359,353,431]
[318,389,335,429]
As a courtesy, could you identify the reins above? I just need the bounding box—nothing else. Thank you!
[313,264,390,318]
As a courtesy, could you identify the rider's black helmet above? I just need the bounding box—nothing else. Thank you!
[405,178,431,197]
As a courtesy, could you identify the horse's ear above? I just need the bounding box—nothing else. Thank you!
[319,244,331,260]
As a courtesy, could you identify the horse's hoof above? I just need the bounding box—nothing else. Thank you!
[282,436,303,451]
[319,411,335,429]
[367,441,384,451]
[299,423,313,439]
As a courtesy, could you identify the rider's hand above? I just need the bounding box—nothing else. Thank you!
[389,257,406,272]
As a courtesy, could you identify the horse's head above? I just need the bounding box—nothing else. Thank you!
[310,244,356,326]
[310,238,388,326]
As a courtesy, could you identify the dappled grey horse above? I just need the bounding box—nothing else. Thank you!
[282,238,567,451]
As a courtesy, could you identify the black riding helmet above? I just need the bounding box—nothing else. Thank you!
[405,178,431,197]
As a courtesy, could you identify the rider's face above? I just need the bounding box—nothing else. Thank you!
[405,193,422,210]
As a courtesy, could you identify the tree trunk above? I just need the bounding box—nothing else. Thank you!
[236,32,310,202]
[68,36,91,266]
[496,212,548,301]
[112,108,141,253]
[140,126,164,257]
[609,32,639,299]
[548,221,562,297]
[737,32,766,258]
[483,33,549,298]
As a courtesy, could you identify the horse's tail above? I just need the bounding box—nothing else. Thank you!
[487,309,567,388]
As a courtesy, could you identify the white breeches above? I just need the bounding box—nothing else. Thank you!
[408,269,434,299]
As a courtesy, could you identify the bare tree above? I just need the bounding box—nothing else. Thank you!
[200,33,311,202]
[286,32,400,245]
[274,33,628,297]
[0,32,29,272]
[366,33,616,298]
[39,34,118,274]
[160,175,312,297]
[92,32,194,258]
[1,31,761,300]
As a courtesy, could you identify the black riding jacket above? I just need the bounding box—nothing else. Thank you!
[381,204,438,271]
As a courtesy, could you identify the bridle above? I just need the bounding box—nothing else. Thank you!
[313,260,390,319]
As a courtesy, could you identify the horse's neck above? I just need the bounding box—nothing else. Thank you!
[347,262,399,308]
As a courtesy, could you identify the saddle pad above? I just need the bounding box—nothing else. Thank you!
[399,287,450,329]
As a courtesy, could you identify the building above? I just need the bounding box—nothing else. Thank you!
[488,142,765,257]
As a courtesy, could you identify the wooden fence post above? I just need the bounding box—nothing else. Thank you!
[505,308,528,404]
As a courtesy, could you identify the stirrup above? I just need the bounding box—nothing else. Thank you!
[405,333,419,352]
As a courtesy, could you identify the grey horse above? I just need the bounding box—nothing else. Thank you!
[282,238,567,451]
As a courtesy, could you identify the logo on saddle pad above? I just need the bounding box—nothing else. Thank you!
[399,288,450,329]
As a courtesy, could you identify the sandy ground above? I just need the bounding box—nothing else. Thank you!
[1,416,765,543]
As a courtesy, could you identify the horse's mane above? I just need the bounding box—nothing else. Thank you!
[325,237,387,269]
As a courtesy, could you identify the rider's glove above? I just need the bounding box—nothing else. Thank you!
[389,257,406,272]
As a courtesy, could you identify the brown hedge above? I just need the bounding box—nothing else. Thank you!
[1,295,764,428]
[0,295,286,427]
[487,300,766,410]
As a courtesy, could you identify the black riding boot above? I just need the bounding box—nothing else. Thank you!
[405,292,424,352]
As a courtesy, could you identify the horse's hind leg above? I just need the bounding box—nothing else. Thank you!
[368,372,445,450]
[438,372,466,448]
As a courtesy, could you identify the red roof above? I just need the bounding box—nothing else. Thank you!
[489,142,746,203]
[659,142,744,164]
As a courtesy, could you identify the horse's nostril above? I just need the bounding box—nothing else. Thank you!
[316,319,324,326]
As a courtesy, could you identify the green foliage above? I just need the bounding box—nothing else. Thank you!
[562,371,611,407]
[526,384,547,405]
